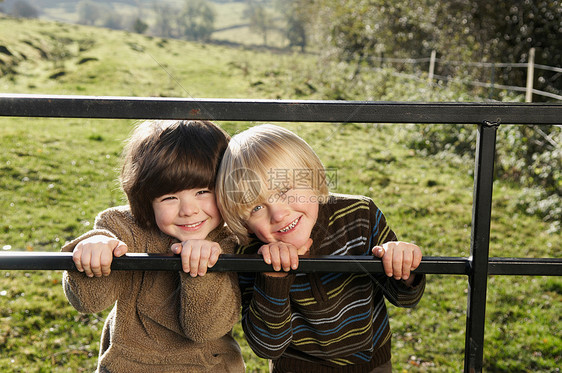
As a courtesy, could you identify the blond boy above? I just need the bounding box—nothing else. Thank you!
[217,124,425,373]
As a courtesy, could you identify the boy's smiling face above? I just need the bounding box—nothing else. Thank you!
[152,188,222,242]
[245,187,319,249]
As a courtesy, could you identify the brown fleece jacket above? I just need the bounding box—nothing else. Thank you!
[61,206,244,373]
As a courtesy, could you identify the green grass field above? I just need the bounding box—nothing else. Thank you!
[0,15,560,372]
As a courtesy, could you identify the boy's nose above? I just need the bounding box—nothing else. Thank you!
[269,202,289,223]
[179,201,199,216]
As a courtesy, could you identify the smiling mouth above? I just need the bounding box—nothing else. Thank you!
[181,220,204,229]
[278,217,300,233]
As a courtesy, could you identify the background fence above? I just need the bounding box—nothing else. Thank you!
[0,94,561,372]
[366,48,562,102]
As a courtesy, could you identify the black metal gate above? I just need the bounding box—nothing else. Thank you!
[0,94,561,372]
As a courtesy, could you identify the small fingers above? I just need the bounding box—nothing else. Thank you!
[179,241,222,277]
[171,243,182,255]
[188,246,201,277]
[72,248,84,273]
[269,245,282,272]
[379,242,423,280]
[89,251,104,278]
[401,249,413,281]
[208,244,221,268]
[279,244,293,272]
[181,243,193,274]
[113,242,128,257]
[392,247,404,280]
[288,245,299,270]
[80,250,94,277]
[274,243,298,272]
[381,245,394,278]
[265,244,288,272]
[412,246,423,270]
[258,245,273,266]
[100,248,113,276]
[372,245,384,258]
[195,245,211,277]
[72,237,120,278]
[259,243,301,272]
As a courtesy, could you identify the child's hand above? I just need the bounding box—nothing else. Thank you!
[72,235,128,277]
[258,238,313,277]
[171,240,221,277]
[372,241,422,284]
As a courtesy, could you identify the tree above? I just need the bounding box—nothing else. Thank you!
[152,1,215,41]
[179,0,215,41]
[77,1,103,26]
[152,4,178,38]
[103,13,122,30]
[292,0,561,95]
[12,0,39,18]
[133,17,148,34]
[245,0,273,46]
[287,0,560,215]
[286,14,306,51]
[275,0,308,51]
[454,0,562,96]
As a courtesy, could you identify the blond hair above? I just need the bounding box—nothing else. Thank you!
[216,124,329,243]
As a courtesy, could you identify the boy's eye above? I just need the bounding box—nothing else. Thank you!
[251,205,263,213]
[196,189,211,195]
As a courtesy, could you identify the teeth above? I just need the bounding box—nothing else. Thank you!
[184,221,202,228]
[279,218,299,233]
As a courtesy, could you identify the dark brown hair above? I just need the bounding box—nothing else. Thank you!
[121,120,230,229]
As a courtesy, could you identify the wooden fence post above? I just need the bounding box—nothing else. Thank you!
[428,50,436,82]
[525,47,535,102]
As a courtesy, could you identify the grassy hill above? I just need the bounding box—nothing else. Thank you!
[0,15,270,98]
[0,15,560,372]
[11,0,288,48]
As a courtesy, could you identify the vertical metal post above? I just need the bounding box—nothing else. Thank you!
[464,122,498,372]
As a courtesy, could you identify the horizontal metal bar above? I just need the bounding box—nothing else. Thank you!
[1,94,561,124]
[211,255,472,274]
[0,252,468,273]
[0,252,560,275]
[488,257,562,276]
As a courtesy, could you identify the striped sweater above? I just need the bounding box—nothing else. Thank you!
[237,193,426,372]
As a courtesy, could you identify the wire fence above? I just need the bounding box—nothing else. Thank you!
[366,48,562,101]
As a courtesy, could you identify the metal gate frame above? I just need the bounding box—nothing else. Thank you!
[1,94,561,372]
